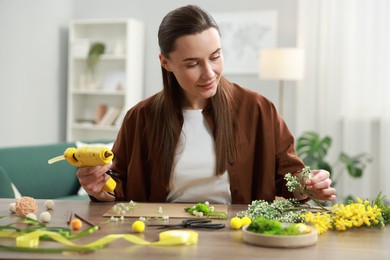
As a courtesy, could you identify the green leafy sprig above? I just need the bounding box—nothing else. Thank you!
[370,192,390,225]
[185,202,228,219]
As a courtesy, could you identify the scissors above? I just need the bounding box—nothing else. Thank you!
[148,219,225,230]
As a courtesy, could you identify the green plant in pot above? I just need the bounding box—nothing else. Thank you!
[84,42,105,88]
[295,131,371,201]
[86,42,105,75]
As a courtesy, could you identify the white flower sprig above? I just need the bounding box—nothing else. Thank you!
[111,200,139,216]
[285,166,329,211]
[236,198,307,223]
[156,206,170,221]
[285,166,310,193]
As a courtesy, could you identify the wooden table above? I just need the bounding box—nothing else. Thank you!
[1,199,389,259]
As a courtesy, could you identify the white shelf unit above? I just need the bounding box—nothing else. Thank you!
[66,18,144,142]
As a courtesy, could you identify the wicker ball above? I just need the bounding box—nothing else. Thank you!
[15,196,38,216]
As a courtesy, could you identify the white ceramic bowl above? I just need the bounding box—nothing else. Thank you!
[242,225,318,248]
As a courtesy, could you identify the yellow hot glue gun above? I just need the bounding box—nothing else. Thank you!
[48,146,117,193]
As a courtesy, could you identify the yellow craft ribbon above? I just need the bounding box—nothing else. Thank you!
[11,229,198,251]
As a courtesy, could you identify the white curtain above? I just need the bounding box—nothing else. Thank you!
[296,0,390,199]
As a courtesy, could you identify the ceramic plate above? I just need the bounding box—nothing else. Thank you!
[242,225,318,248]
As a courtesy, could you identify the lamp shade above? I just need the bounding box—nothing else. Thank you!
[259,48,305,80]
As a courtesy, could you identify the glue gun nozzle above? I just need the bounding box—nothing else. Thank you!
[104,151,113,158]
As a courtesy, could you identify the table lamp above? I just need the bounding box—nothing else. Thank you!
[259,48,305,116]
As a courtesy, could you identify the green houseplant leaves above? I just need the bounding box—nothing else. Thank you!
[86,42,105,75]
[296,131,332,172]
[296,131,371,187]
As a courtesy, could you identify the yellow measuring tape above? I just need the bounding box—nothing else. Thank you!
[0,229,198,252]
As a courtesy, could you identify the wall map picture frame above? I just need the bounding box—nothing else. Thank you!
[213,10,278,75]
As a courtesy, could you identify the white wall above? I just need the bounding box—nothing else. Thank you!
[0,0,298,148]
[0,0,72,147]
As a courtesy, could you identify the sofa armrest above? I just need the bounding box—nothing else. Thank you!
[0,166,15,198]
[0,143,80,199]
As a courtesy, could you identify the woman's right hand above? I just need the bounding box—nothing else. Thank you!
[76,164,115,201]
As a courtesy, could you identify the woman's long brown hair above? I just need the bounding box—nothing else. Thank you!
[149,5,237,187]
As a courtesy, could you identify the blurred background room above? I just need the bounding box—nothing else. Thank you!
[0,0,389,201]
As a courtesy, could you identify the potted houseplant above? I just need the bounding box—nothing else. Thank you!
[86,42,105,75]
[295,131,371,200]
[84,42,105,88]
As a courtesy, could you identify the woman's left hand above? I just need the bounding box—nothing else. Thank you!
[305,169,337,201]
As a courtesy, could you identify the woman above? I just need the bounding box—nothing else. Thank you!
[76,5,336,204]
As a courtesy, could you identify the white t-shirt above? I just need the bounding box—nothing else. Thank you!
[166,109,231,204]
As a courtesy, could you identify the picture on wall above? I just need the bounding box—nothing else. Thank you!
[212,10,278,75]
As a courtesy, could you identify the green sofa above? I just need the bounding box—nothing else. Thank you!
[0,142,89,200]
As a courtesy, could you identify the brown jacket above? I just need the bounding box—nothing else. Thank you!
[111,83,305,204]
